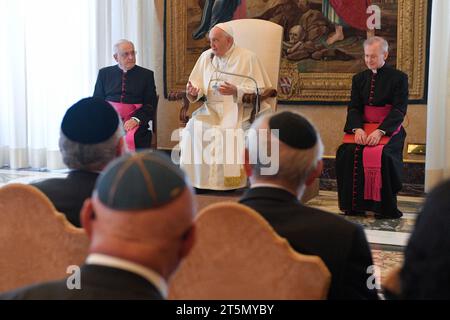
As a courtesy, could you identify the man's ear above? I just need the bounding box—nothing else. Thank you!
[243,149,252,178]
[80,199,95,239]
[305,160,323,186]
[179,225,196,259]
[383,51,389,61]
[113,54,119,63]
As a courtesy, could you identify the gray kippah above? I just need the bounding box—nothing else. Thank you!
[95,151,187,210]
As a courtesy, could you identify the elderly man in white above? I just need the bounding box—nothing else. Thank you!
[180,22,272,191]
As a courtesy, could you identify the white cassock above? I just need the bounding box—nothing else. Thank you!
[180,44,272,190]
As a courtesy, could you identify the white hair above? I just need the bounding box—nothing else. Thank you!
[248,112,324,188]
[364,36,389,53]
[59,120,124,171]
[113,39,134,55]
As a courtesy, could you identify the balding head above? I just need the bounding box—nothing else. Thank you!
[245,112,324,197]
[80,151,197,280]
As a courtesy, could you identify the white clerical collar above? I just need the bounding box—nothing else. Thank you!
[251,182,297,196]
[86,253,168,298]
[371,61,386,74]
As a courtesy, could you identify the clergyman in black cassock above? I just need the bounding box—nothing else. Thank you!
[336,37,408,219]
[93,40,157,150]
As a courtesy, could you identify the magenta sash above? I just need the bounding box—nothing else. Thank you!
[107,101,142,152]
[362,105,401,202]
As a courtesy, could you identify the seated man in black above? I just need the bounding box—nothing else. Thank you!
[240,111,378,300]
[1,151,196,300]
[93,39,157,151]
[335,36,408,219]
[32,97,124,227]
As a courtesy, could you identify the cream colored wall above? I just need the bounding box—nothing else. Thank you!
[153,0,427,163]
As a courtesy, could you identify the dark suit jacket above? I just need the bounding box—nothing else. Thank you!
[31,170,99,227]
[0,265,163,300]
[239,187,378,300]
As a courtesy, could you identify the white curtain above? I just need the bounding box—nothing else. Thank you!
[425,0,450,191]
[0,0,154,170]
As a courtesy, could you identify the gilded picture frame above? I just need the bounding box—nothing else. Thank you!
[164,0,430,104]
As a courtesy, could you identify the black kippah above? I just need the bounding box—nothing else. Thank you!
[61,97,119,144]
[96,151,187,211]
[269,112,317,149]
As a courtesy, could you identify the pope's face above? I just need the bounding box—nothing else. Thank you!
[114,42,136,71]
[364,43,388,70]
[209,27,233,57]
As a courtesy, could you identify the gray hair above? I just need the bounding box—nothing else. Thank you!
[364,36,389,53]
[113,39,134,55]
[59,125,124,172]
[248,113,324,188]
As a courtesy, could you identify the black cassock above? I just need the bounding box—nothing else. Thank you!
[336,64,408,218]
[93,65,157,149]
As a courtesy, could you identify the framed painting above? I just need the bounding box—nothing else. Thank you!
[164,0,431,104]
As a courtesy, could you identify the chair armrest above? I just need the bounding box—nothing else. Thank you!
[243,88,277,123]
[169,88,277,127]
[242,88,277,104]
[168,91,191,126]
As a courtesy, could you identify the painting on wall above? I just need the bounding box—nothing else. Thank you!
[164,0,430,104]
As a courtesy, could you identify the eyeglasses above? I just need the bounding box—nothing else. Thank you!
[364,54,383,59]
[119,50,137,58]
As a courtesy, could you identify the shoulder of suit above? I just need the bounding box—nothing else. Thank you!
[99,65,118,73]
[134,65,154,75]
[304,205,361,230]
[352,69,369,81]
[383,65,408,79]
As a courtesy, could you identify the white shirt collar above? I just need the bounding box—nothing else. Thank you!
[86,253,168,298]
[251,183,297,196]
[371,61,386,74]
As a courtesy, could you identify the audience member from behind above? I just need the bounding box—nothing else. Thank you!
[399,179,450,299]
[1,151,196,300]
[240,111,378,300]
[32,97,125,227]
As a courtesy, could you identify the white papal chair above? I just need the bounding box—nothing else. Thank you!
[169,18,283,126]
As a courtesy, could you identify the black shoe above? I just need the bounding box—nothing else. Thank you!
[374,211,403,219]
[194,188,211,195]
[343,210,366,216]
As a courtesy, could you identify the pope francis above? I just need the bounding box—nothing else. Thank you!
[180,22,272,191]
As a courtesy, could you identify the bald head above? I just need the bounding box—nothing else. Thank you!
[81,187,196,280]
[80,151,197,280]
[87,187,195,243]
[246,112,324,197]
